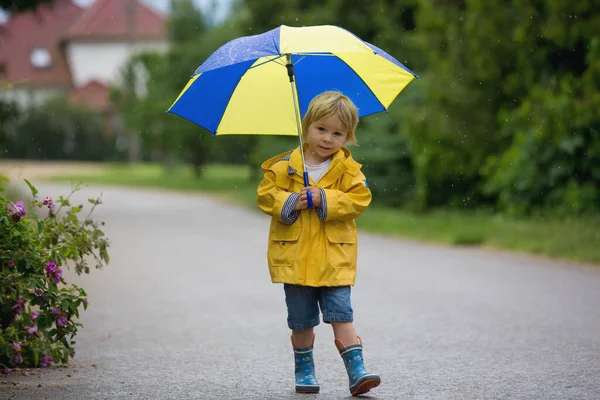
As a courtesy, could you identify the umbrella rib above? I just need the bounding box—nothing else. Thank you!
[249,55,286,70]
[247,53,338,70]
[293,55,308,66]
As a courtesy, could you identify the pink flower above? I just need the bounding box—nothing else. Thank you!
[13,354,23,364]
[27,325,38,335]
[7,258,15,269]
[12,342,21,351]
[50,306,61,315]
[8,200,26,222]
[31,311,41,321]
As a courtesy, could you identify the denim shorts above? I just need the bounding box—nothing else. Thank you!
[284,284,353,330]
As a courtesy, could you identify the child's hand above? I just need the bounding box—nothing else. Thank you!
[294,193,308,210]
[301,186,322,208]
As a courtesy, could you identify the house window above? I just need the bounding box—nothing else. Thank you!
[30,47,52,69]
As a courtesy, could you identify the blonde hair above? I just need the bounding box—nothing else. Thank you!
[302,91,359,144]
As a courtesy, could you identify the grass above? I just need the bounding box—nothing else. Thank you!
[50,162,600,265]
[358,207,600,264]
[50,163,259,208]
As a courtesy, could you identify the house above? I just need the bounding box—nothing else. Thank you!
[0,0,167,113]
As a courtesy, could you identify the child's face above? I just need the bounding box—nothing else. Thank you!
[304,114,348,164]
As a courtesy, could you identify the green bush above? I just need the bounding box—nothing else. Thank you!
[2,98,124,162]
[0,175,110,373]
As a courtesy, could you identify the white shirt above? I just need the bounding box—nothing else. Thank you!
[305,158,331,184]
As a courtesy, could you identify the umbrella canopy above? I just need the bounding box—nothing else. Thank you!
[167,24,418,137]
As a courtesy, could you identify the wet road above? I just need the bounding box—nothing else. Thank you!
[1,183,599,400]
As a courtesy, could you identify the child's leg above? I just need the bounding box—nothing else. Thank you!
[284,284,321,333]
[291,328,315,349]
[320,286,380,396]
[284,284,321,393]
[331,322,357,347]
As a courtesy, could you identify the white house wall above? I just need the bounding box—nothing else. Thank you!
[66,41,168,87]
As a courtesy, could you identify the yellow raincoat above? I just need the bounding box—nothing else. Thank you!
[257,146,372,287]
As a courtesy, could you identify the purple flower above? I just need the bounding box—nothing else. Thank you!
[7,258,15,269]
[27,325,38,335]
[8,200,26,222]
[34,289,48,303]
[12,342,21,351]
[2,368,10,375]
[10,296,26,313]
[8,200,26,220]
[39,355,53,368]
[46,261,57,274]
[43,196,56,212]
[50,306,61,315]
[56,313,68,328]
[13,354,23,364]
[54,267,63,283]
[45,261,62,284]
[31,311,40,321]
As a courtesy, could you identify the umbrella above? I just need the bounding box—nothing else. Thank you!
[167,24,418,207]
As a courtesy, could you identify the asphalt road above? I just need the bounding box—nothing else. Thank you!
[1,183,599,400]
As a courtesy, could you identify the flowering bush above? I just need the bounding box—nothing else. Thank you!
[0,174,109,373]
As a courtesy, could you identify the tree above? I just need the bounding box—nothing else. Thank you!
[165,0,245,176]
[404,0,600,213]
[239,0,600,215]
[239,0,421,195]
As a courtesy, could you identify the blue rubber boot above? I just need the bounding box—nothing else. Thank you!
[335,337,381,396]
[292,336,320,393]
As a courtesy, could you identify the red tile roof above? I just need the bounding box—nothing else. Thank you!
[68,79,111,112]
[65,0,165,41]
[0,0,166,88]
[0,0,83,87]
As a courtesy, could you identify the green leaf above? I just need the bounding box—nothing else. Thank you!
[24,179,39,196]
[37,315,51,330]
[33,348,39,367]
[100,246,110,264]
[37,220,44,235]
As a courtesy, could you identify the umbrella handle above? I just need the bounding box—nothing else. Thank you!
[303,172,313,209]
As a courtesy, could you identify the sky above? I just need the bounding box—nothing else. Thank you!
[0,0,234,24]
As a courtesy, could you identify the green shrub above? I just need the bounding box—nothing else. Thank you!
[0,175,110,373]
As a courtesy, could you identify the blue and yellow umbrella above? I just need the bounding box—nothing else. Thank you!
[167,24,418,206]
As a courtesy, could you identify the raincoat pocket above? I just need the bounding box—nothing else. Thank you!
[269,222,301,267]
[325,225,357,269]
